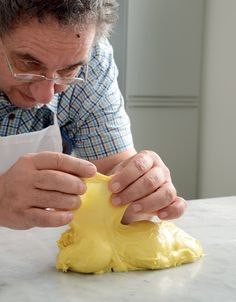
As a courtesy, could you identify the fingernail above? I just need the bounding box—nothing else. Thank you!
[132,204,142,213]
[111,182,121,193]
[86,165,96,176]
[65,212,74,221]
[112,196,122,206]
[79,182,86,194]
[159,211,168,219]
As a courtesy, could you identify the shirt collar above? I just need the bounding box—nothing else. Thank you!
[0,91,18,120]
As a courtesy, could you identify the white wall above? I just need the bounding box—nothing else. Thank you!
[199,0,236,197]
[109,0,127,96]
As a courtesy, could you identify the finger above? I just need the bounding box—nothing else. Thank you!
[33,170,86,194]
[31,190,80,210]
[25,208,74,228]
[109,151,157,193]
[126,182,177,213]
[111,166,166,205]
[26,152,97,177]
[157,197,187,220]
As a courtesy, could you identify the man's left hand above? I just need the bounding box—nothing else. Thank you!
[108,150,187,224]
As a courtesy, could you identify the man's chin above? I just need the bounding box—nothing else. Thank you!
[11,100,37,109]
[19,91,39,106]
[8,91,39,109]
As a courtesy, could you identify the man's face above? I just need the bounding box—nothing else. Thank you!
[0,18,96,109]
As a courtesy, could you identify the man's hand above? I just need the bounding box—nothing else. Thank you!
[108,150,187,224]
[0,152,96,229]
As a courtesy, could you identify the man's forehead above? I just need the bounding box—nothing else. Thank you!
[2,19,95,68]
[4,17,96,50]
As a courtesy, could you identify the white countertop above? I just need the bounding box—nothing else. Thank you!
[0,196,236,302]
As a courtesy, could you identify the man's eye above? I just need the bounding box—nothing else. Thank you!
[15,60,41,71]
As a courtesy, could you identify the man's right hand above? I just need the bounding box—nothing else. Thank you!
[0,152,97,229]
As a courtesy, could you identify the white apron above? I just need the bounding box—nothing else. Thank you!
[0,114,62,174]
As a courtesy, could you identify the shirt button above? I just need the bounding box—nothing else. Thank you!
[8,113,16,120]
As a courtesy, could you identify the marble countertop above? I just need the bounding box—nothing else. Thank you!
[0,196,236,302]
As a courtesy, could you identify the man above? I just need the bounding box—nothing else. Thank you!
[0,0,186,230]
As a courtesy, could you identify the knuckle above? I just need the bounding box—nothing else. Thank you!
[56,194,80,210]
[30,213,43,227]
[18,210,32,229]
[47,193,62,209]
[148,150,160,161]
[145,175,159,190]
[22,220,34,229]
[118,192,129,204]
[165,167,171,178]
[53,153,65,170]
[41,216,52,227]
[140,150,150,156]
[56,217,65,227]
[165,186,176,203]
[54,212,72,227]
[34,171,46,187]
[134,157,148,173]
[70,196,80,209]
[174,202,185,218]
[26,209,51,227]
[117,188,134,204]
[52,172,63,186]
[77,181,86,195]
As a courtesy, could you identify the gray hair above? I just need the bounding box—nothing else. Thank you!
[0,0,118,40]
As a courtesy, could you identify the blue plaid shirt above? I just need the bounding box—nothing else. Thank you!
[0,39,133,160]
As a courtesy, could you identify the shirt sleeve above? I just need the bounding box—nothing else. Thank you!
[67,38,134,160]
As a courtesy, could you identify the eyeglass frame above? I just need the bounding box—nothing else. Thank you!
[2,44,88,86]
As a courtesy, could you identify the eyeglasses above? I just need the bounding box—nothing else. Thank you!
[2,47,88,86]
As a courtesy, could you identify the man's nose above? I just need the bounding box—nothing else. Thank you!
[29,80,68,104]
[29,80,56,104]
[54,84,68,94]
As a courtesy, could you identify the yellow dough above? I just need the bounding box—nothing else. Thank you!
[56,173,203,274]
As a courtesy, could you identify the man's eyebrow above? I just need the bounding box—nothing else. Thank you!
[12,51,87,69]
[13,52,44,65]
[61,62,85,71]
